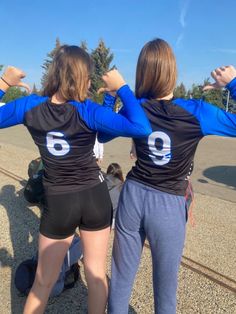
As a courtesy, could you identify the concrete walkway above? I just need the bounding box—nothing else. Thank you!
[0,126,235,313]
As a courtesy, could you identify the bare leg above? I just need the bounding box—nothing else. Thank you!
[80,227,110,314]
[23,233,74,314]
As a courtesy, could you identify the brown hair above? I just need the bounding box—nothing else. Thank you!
[135,38,177,99]
[43,45,93,102]
[106,163,124,182]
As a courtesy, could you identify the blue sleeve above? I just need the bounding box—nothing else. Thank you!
[0,92,48,128]
[173,78,236,137]
[72,85,152,139]
[103,93,116,110]
[97,130,117,143]
[97,93,118,142]
[0,90,5,99]
[226,77,236,99]
[97,97,147,143]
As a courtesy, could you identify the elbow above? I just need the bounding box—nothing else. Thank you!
[145,125,152,136]
[97,133,116,143]
[98,138,110,143]
[136,124,152,137]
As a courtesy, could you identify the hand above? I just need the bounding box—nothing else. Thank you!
[1,66,31,92]
[97,158,103,164]
[203,65,236,91]
[130,152,136,160]
[97,88,117,97]
[100,69,126,93]
[96,158,103,165]
[130,140,137,159]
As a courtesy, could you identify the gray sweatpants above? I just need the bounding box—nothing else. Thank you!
[108,179,187,314]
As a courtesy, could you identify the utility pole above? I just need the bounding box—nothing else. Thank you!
[226,90,230,112]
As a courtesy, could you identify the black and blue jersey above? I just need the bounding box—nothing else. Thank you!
[100,78,236,196]
[0,85,151,194]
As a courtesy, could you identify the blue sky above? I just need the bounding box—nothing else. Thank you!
[1,0,235,90]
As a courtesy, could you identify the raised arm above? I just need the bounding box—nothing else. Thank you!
[174,65,236,137]
[0,67,46,128]
[0,66,30,93]
[72,70,152,139]
[203,65,236,93]
[97,88,120,143]
[75,85,152,139]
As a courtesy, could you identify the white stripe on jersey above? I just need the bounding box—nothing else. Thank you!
[99,172,104,182]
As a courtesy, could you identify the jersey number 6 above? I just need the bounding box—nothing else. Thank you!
[46,131,70,156]
[148,131,171,165]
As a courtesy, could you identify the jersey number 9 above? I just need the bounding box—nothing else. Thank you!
[148,131,171,166]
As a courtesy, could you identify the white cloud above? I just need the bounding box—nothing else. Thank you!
[177,0,191,49]
[180,0,191,28]
[176,33,184,48]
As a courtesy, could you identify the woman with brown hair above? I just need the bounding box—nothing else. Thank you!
[105,39,236,313]
[0,45,151,314]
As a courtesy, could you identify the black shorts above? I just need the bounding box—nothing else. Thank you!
[40,181,113,239]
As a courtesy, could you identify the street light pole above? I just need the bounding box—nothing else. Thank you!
[226,90,230,112]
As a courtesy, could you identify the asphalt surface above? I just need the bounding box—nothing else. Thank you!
[0,125,235,202]
[0,125,235,313]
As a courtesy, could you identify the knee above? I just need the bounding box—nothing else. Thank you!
[86,275,108,290]
[33,273,58,290]
[84,268,107,286]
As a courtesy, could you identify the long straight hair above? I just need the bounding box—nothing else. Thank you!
[135,38,177,99]
[43,45,93,102]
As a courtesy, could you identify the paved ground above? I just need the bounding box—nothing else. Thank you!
[0,125,235,313]
[0,125,235,202]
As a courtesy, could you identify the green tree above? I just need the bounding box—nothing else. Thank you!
[174,82,186,98]
[41,38,61,89]
[80,40,88,52]
[228,96,236,113]
[2,87,28,103]
[203,89,224,108]
[188,84,203,99]
[203,78,211,87]
[221,85,236,112]
[90,39,114,102]
[187,78,224,109]
[32,83,39,95]
[202,77,224,108]
[0,65,3,72]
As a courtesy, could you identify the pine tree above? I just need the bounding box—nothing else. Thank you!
[174,82,186,98]
[189,84,203,99]
[202,77,224,108]
[80,40,88,52]
[2,87,28,102]
[187,78,224,109]
[203,78,211,87]
[41,38,61,89]
[0,65,3,72]
[90,39,114,102]
[31,83,39,95]
[203,89,223,108]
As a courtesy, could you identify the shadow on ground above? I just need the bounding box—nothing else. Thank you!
[0,184,89,313]
[0,184,137,313]
[198,166,236,189]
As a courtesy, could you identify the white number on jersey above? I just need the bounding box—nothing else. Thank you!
[46,131,70,156]
[148,131,171,165]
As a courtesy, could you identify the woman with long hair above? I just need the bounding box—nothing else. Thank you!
[0,45,151,314]
[103,39,236,313]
